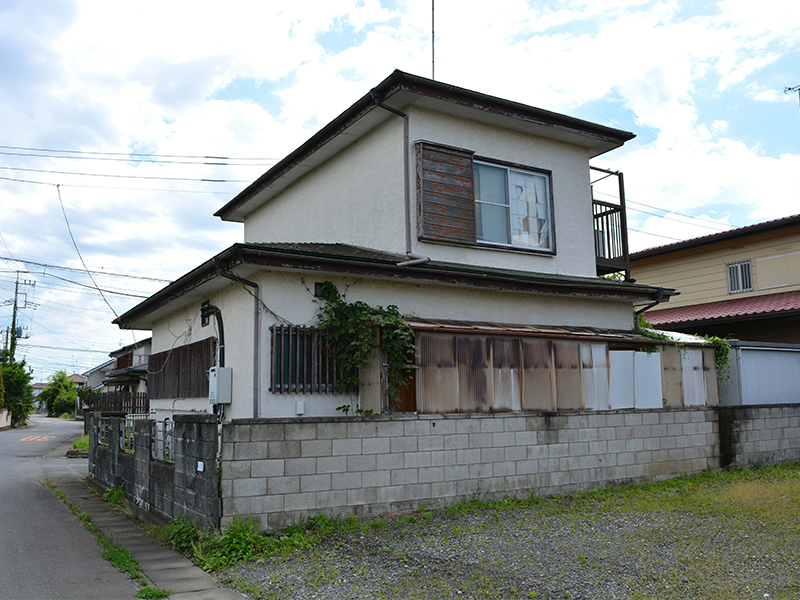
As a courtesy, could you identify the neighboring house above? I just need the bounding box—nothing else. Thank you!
[32,382,48,398]
[68,374,86,388]
[82,358,116,390]
[115,70,705,422]
[103,338,151,394]
[630,214,800,343]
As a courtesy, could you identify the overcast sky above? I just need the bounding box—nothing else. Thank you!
[1,0,799,382]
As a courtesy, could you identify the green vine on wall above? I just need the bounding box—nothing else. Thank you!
[317,282,416,404]
[634,316,732,380]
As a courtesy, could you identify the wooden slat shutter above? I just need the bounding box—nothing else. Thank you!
[149,337,216,399]
[416,142,476,244]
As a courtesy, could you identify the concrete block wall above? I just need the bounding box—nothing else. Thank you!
[719,405,800,467]
[88,413,220,529]
[222,405,800,530]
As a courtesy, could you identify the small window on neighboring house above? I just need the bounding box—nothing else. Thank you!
[727,260,752,294]
[270,325,340,394]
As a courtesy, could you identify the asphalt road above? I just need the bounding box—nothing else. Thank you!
[0,414,140,600]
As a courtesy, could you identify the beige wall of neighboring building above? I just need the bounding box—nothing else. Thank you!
[631,225,800,310]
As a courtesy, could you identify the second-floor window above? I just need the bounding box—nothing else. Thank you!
[474,162,552,250]
[727,260,752,294]
[416,142,555,254]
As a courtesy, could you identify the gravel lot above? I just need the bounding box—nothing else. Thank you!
[219,470,800,600]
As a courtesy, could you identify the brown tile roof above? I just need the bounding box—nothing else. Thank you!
[646,290,800,326]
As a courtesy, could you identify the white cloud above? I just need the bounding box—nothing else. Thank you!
[2,0,800,380]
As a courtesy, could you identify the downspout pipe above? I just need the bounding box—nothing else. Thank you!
[200,304,225,367]
[213,257,261,419]
[634,288,664,330]
[369,89,430,268]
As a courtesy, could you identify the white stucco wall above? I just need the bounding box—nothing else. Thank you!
[242,105,600,278]
[244,118,407,255]
[147,267,635,422]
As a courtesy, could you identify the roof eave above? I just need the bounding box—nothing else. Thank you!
[114,243,672,330]
[215,70,635,223]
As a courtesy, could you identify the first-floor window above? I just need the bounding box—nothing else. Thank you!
[727,260,752,294]
[270,325,339,394]
[474,161,553,250]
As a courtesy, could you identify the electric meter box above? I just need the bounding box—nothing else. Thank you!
[208,366,232,404]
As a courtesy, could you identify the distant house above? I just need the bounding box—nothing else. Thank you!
[111,70,722,422]
[630,214,800,343]
[82,358,115,390]
[103,338,151,394]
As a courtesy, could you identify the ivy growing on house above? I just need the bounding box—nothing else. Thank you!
[316,281,416,405]
[634,316,732,380]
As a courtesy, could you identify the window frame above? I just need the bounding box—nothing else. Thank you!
[270,325,341,395]
[473,157,556,253]
[415,141,556,256]
[726,260,753,294]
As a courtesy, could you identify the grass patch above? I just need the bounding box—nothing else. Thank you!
[72,434,89,449]
[210,463,800,600]
[103,485,126,505]
[42,479,172,598]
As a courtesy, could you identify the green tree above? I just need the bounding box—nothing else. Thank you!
[0,351,34,426]
[0,360,5,410]
[40,370,77,417]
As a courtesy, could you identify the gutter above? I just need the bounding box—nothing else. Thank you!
[369,88,430,268]
[634,288,666,329]
[213,257,261,419]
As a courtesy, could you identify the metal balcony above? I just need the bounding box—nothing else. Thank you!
[591,167,630,281]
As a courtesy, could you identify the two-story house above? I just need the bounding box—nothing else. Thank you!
[630,214,800,343]
[114,70,693,422]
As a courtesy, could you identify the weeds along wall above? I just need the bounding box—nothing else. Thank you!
[221,405,800,530]
[87,413,220,529]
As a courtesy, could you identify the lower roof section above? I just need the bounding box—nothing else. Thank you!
[115,242,674,330]
[406,317,691,349]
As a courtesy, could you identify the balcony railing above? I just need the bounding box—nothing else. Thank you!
[591,167,630,280]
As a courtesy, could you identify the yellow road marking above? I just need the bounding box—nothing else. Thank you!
[20,435,55,442]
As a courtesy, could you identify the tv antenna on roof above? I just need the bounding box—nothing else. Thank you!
[432,0,435,80]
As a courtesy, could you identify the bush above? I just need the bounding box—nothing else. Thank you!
[39,370,76,417]
[0,352,34,426]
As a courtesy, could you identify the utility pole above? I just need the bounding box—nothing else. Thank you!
[5,274,35,360]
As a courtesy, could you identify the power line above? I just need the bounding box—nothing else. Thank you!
[0,173,237,194]
[1,165,252,183]
[0,149,276,167]
[17,343,111,354]
[0,144,279,161]
[0,258,171,282]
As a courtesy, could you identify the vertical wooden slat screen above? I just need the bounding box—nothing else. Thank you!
[416,142,477,244]
[270,325,337,394]
[148,337,216,400]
